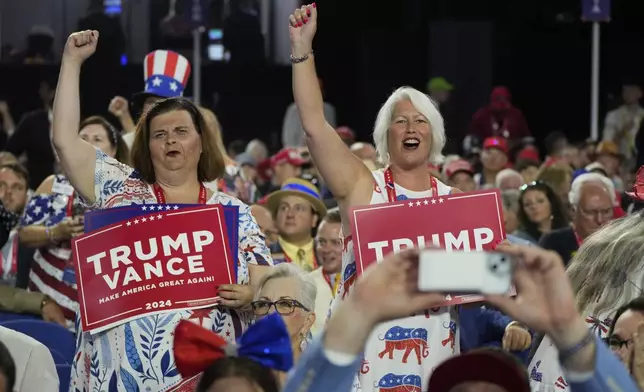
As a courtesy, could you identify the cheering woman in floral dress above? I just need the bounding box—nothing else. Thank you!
[54,31,272,391]
[288,4,461,390]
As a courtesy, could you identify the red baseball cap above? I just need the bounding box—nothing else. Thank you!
[517,146,540,162]
[429,350,530,392]
[336,126,356,141]
[483,137,509,155]
[270,148,307,168]
[443,159,474,179]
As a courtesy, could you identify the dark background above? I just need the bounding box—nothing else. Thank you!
[1,0,643,153]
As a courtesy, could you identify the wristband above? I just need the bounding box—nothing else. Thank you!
[557,329,595,365]
[45,226,57,244]
[290,51,313,64]
[40,295,53,310]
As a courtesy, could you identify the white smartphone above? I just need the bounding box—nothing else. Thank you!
[418,249,512,295]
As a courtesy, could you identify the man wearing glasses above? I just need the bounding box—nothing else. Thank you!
[539,173,615,266]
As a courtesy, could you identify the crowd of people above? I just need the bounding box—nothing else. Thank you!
[0,3,643,392]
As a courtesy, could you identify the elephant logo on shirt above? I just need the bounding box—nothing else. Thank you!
[378,326,429,365]
[341,262,357,299]
[375,373,422,392]
[530,360,543,382]
[441,321,456,350]
[360,357,370,375]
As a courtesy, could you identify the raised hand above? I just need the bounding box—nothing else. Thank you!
[289,3,317,56]
[352,248,445,324]
[484,244,584,347]
[108,96,130,119]
[63,30,99,65]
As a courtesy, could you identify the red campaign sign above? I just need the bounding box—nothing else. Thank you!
[349,189,506,306]
[72,205,235,334]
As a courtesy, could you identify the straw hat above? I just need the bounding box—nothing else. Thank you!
[266,178,327,217]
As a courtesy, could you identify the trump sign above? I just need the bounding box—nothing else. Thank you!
[349,189,506,306]
[73,205,235,334]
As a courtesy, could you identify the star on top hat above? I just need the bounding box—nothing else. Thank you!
[139,50,191,100]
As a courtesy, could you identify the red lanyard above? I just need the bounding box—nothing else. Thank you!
[66,192,75,217]
[323,272,340,296]
[152,183,208,205]
[383,167,438,202]
[573,229,583,247]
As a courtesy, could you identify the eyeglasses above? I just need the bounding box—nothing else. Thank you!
[578,207,613,219]
[251,299,310,316]
[606,335,633,350]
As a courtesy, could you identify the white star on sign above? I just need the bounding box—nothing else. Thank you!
[34,206,41,214]
[169,81,178,91]
[152,77,162,87]
[415,201,421,206]
[165,205,172,211]
[149,216,155,221]
[126,221,132,226]
[439,198,444,203]
[431,199,437,204]
[134,219,140,224]
[157,214,163,219]
[142,206,147,211]
[423,200,429,205]
[408,202,414,207]
[142,217,147,223]
[173,205,179,210]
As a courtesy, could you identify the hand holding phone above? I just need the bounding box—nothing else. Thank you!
[418,249,512,295]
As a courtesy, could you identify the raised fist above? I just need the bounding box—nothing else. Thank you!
[63,30,99,65]
[289,3,317,53]
[108,96,130,118]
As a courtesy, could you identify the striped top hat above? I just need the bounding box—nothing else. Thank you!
[138,50,191,100]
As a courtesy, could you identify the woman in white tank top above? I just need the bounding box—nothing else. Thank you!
[287,5,461,390]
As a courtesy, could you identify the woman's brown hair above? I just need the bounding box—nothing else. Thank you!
[79,116,130,165]
[130,97,225,184]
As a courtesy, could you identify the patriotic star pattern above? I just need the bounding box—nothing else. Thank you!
[142,50,191,98]
[329,169,458,392]
[20,175,82,329]
[71,149,272,392]
[377,373,422,392]
[528,308,615,391]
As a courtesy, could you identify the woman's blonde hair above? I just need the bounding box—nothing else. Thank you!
[537,163,572,189]
[568,212,644,316]
[198,106,229,158]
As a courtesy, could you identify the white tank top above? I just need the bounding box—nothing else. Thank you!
[330,169,459,392]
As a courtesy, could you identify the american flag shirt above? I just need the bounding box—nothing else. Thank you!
[71,149,272,392]
[21,175,82,328]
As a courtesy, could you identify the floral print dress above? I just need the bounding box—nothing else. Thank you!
[70,149,272,392]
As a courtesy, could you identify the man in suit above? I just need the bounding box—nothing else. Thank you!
[283,245,638,392]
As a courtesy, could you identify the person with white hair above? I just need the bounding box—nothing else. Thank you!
[287,4,461,390]
[251,263,317,383]
[528,212,644,391]
[495,168,525,190]
[245,138,269,163]
[539,172,615,266]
